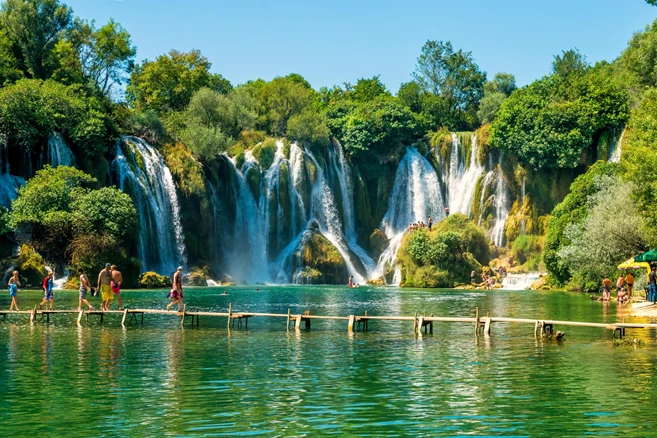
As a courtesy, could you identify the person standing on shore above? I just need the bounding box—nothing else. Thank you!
[167,266,184,312]
[616,274,625,296]
[97,264,113,311]
[602,276,612,301]
[428,216,433,231]
[8,270,20,311]
[626,270,634,300]
[111,265,123,310]
[38,271,54,310]
[649,267,657,304]
[77,268,93,311]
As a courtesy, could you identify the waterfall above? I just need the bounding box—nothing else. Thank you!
[47,133,75,167]
[490,167,510,247]
[609,128,624,163]
[374,147,445,282]
[447,133,484,215]
[0,146,24,207]
[501,272,543,290]
[112,136,187,274]
[222,140,373,284]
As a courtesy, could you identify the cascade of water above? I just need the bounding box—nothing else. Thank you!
[0,146,25,207]
[490,166,510,247]
[447,133,484,215]
[112,137,187,274]
[374,147,445,281]
[609,128,624,163]
[47,133,75,167]
[501,272,544,290]
[476,170,495,226]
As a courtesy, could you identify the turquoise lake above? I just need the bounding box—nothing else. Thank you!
[1,285,656,436]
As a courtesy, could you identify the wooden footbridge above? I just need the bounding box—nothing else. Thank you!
[1,304,656,339]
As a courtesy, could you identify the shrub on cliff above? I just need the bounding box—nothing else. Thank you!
[138,271,172,288]
[397,214,488,288]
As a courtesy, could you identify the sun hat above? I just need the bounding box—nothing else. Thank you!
[177,266,183,271]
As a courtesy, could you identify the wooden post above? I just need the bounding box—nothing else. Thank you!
[100,312,104,324]
[474,308,480,334]
[227,303,232,330]
[348,315,355,333]
[30,305,36,324]
[429,313,434,334]
[77,310,84,325]
[295,314,302,331]
[413,312,418,333]
[121,308,129,326]
[304,310,310,329]
[365,310,368,331]
[484,317,491,335]
[417,316,424,334]
[286,308,291,331]
[181,304,187,327]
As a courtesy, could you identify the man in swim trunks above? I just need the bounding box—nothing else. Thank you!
[616,274,625,295]
[38,271,54,310]
[167,266,184,312]
[602,276,612,301]
[77,268,93,311]
[111,265,123,310]
[626,270,634,300]
[8,270,20,311]
[97,263,113,311]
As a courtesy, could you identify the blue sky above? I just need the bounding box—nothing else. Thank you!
[65,0,656,92]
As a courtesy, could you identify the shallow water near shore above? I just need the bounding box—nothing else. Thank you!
[1,285,657,436]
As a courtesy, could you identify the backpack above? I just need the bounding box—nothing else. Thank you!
[42,277,49,291]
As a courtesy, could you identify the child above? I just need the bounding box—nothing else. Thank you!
[8,270,20,311]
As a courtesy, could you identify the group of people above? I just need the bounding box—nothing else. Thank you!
[408,216,434,232]
[601,270,634,303]
[6,265,186,312]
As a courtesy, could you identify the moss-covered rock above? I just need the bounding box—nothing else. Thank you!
[184,267,212,286]
[368,229,389,260]
[245,167,261,200]
[138,271,172,288]
[17,245,47,287]
[294,267,324,284]
[293,229,348,285]
[252,138,278,170]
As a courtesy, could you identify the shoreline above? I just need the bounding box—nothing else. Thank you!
[629,301,657,318]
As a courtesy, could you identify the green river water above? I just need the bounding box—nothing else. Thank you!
[1,285,656,437]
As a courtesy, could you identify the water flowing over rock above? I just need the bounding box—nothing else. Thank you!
[446,133,484,214]
[501,272,544,290]
[219,140,374,284]
[46,133,75,167]
[0,146,25,206]
[609,128,624,163]
[490,164,511,247]
[112,137,187,274]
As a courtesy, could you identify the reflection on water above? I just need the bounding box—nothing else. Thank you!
[0,286,657,435]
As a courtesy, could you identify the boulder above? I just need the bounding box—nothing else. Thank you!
[294,229,348,285]
[368,229,389,260]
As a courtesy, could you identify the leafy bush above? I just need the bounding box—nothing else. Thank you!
[124,110,166,145]
[287,109,330,149]
[0,79,113,154]
[138,271,172,288]
[252,138,278,170]
[490,69,628,169]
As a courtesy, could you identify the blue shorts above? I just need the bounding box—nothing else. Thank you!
[44,290,53,300]
[9,284,17,297]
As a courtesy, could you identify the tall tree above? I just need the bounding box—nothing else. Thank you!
[126,49,231,113]
[1,0,72,79]
[412,40,486,128]
[54,18,136,96]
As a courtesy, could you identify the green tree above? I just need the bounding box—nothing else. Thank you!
[484,72,517,96]
[490,68,628,169]
[543,161,619,284]
[476,91,506,124]
[1,0,72,79]
[552,49,588,80]
[54,18,136,96]
[397,81,422,113]
[350,76,389,102]
[0,78,112,154]
[10,165,137,276]
[126,49,231,113]
[287,109,330,149]
[412,40,486,119]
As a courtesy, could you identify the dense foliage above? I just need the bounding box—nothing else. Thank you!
[397,214,488,288]
[491,54,629,169]
[10,166,139,283]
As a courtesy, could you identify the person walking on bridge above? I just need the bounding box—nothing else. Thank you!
[167,267,184,312]
[77,268,93,311]
[8,270,20,311]
[98,264,113,311]
[38,271,54,310]
[111,265,123,310]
